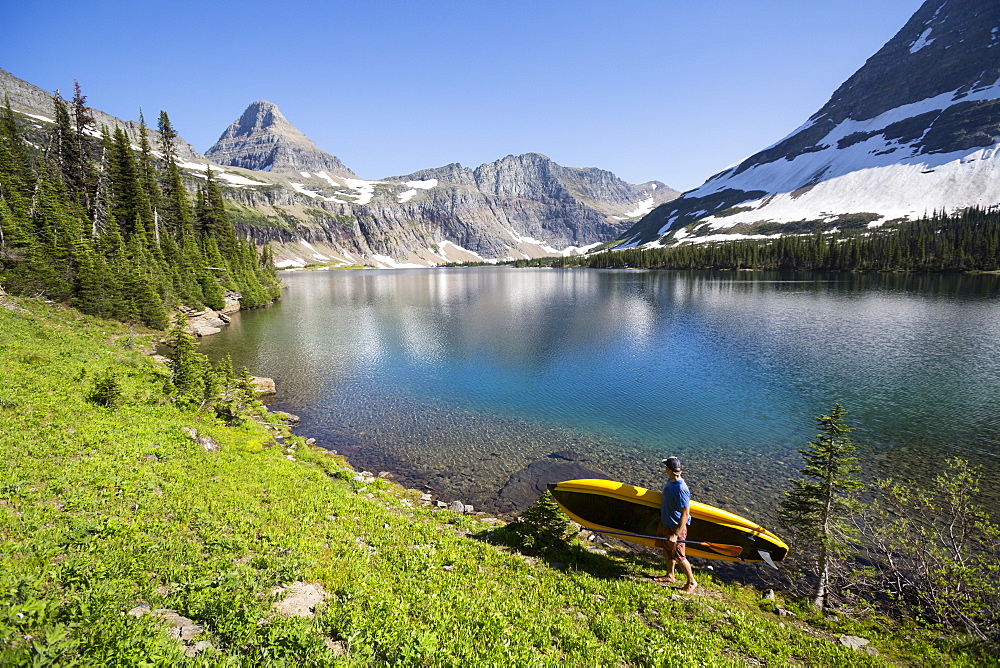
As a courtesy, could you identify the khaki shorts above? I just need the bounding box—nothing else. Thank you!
[656,523,688,562]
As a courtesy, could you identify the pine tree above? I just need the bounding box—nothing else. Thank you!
[0,103,32,256]
[1,95,34,205]
[166,316,209,408]
[70,234,110,317]
[107,125,154,238]
[136,111,164,245]
[779,403,863,609]
[157,111,192,237]
[49,92,79,194]
[124,233,169,329]
[70,81,96,213]
[28,168,85,299]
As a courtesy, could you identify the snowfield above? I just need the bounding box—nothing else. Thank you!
[623,197,656,218]
[397,179,438,203]
[639,77,1000,244]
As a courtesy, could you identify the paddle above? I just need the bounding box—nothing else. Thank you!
[585,528,744,558]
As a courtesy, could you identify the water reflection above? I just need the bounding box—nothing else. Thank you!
[199,269,1000,518]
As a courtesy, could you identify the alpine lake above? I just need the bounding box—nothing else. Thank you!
[197,268,1000,524]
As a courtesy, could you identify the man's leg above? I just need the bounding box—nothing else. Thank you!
[674,526,697,593]
[677,557,697,593]
[654,525,678,583]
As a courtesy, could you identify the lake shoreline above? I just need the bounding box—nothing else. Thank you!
[199,268,1000,525]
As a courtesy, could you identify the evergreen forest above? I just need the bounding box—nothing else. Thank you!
[0,87,280,329]
[517,208,1000,272]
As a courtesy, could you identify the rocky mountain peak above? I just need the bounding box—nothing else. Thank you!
[206,101,354,176]
[469,153,677,207]
[231,100,288,134]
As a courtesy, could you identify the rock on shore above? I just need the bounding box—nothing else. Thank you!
[180,291,242,337]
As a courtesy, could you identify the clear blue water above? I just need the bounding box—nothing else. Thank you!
[198,268,1000,517]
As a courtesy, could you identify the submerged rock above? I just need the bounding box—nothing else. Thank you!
[496,452,609,514]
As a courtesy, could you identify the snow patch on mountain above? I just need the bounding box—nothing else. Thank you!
[909,27,936,53]
[622,197,656,218]
[342,178,379,205]
[397,179,438,203]
[669,230,783,246]
[215,172,270,187]
[421,240,492,265]
[372,254,428,269]
[315,171,339,188]
[300,240,331,261]
[173,158,269,187]
[690,145,1000,233]
[275,257,308,268]
[562,242,604,255]
[289,182,332,200]
[506,228,561,254]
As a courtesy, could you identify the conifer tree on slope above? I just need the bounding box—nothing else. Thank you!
[1,94,277,323]
[157,110,193,237]
[70,81,96,214]
[779,403,863,609]
[136,111,163,244]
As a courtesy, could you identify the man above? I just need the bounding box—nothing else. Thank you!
[654,456,698,593]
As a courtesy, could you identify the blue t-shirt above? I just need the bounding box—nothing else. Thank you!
[661,478,691,528]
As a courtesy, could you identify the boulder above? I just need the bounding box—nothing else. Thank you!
[253,377,277,395]
[181,427,221,452]
[839,635,870,651]
[273,410,299,424]
[126,604,209,655]
[222,291,242,314]
[185,309,229,337]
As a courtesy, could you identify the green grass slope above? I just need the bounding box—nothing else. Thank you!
[0,294,986,666]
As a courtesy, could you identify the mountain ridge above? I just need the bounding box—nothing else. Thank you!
[619,0,1000,248]
[195,99,679,265]
[0,68,676,266]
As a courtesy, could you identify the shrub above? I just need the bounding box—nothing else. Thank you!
[497,491,577,557]
[856,458,1000,646]
[88,368,123,408]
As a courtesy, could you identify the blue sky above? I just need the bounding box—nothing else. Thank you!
[2,0,925,190]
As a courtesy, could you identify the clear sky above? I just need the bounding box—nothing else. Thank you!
[2,0,925,191]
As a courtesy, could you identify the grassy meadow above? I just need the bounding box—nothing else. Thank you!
[0,293,990,666]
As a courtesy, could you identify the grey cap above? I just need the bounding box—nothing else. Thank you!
[662,456,682,472]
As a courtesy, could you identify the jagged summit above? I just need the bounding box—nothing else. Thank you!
[620,0,1000,248]
[388,153,677,210]
[205,100,354,176]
